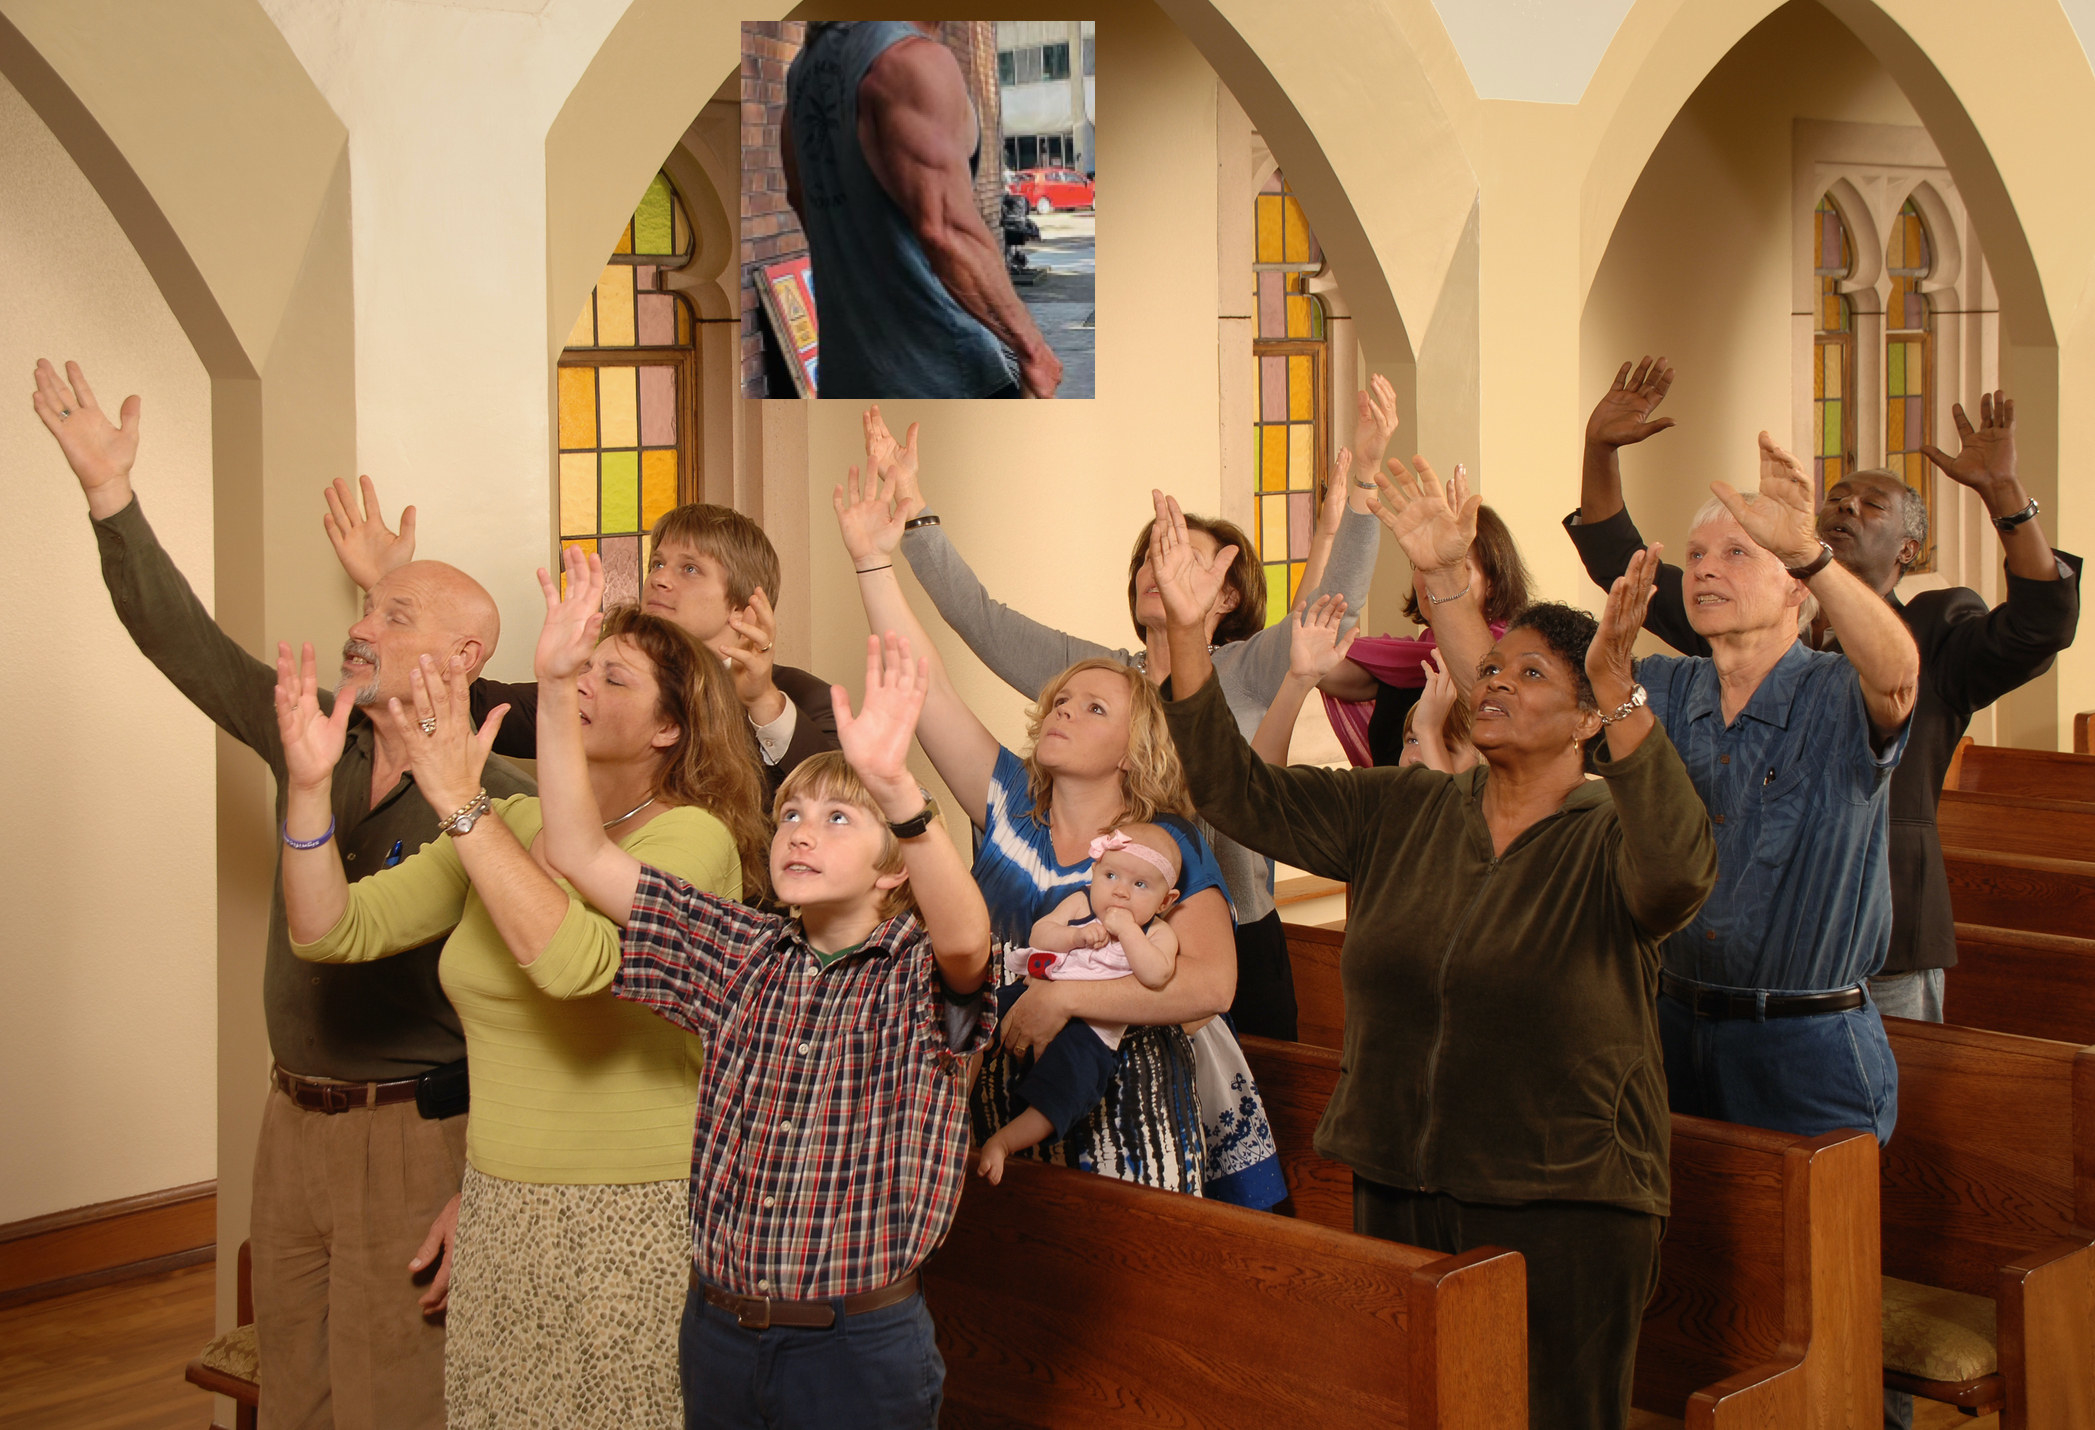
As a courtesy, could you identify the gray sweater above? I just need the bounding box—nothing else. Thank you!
[900,503,1383,924]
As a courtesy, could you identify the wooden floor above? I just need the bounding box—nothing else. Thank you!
[0,1260,2006,1430]
[0,1264,215,1429]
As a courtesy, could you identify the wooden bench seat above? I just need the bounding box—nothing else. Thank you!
[1945,923,2095,1046]
[1880,1017,2095,1427]
[184,1239,257,1430]
[1239,1035,1883,1429]
[927,1154,1527,1428]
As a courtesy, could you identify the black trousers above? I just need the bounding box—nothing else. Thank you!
[1352,1177,1662,1430]
[1229,909,1298,1041]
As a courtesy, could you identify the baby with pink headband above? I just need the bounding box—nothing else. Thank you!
[977,824,1183,1184]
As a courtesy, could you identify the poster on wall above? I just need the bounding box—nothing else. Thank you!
[758,257,819,397]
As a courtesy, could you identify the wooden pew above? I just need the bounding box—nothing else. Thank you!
[1949,739,2095,805]
[926,1155,1527,1428]
[1282,920,1345,1051]
[1943,848,2095,939]
[1239,1035,1883,1429]
[1936,788,2095,862]
[1879,1018,2095,1426]
[1946,924,2095,1046]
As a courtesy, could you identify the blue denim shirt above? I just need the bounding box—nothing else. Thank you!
[1640,642,1908,993]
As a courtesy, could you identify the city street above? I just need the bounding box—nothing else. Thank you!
[1017,210,1094,398]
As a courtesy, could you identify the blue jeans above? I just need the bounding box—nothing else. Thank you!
[680,1283,943,1430]
[1658,988,1898,1144]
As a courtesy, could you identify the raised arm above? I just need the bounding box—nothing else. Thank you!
[835,463,1001,828]
[275,641,358,944]
[1580,357,1676,523]
[1369,456,1493,705]
[858,37,1060,397]
[1717,434,1919,738]
[1924,392,2059,584]
[1250,594,1357,764]
[322,474,417,592]
[834,631,992,994]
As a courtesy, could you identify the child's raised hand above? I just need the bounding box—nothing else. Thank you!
[533,544,604,684]
[1287,593,1359,683]
[1415,647,1459,725]
[831,631,929,792]
[832,464,906,566]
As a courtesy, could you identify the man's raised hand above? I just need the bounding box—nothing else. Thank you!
[1587,358,1677,450]
[33,359,140,518]
[274,641,356,794]
[1147,488,1238,631]
[534,545,605,684]
[324,475,418,592]
[1922,390,2018,501]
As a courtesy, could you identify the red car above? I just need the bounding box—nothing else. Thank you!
[1007,167,1094,214]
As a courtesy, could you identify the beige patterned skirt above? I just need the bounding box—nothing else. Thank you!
[445,1165,689,1430]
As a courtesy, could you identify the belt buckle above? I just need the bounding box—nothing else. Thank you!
[735,1297,771,1331]
[319,1083,356,1113]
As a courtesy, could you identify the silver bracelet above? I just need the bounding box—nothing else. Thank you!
[1598,683,1648,725]
[1425,582,1471,606]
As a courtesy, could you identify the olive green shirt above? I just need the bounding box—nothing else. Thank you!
[93,497,534,1081]
[1165,676,1716,1215]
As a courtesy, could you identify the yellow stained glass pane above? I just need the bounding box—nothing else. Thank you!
[1263,564,1288,627]
[612,220,634,256]
[1261,426,1287,492]
[634,174,676,255]
[566,292,595,349]
[598,366,639,449]
[557,538,597,597]
[1282,196,1309,264]
[558,452,597,538]
[1260,494,1289,558]
[557,366,597,450]
[1255,195,1283,264]
[1286,295,1310,339]
[641,449,678,527]
[1907,453,1926,486]
[600,450,640,532]
[596,263,636,347]
[1825,343,1842,396]
[1288,424,1313,491]
[1288,355,1313,421]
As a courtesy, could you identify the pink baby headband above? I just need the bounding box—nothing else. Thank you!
[1088,829,1178,881]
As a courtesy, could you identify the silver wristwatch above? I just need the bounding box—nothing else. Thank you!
[439,789,492,836]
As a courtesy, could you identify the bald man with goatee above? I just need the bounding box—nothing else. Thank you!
[35,360,532,1430]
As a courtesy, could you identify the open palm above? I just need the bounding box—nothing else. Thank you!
[1713,434,1817,566]
[1587,357,1677,449]
[1147,488,1236,629]
[1370,456,1478,575]
[33,359,139,495]
[534,545,605,684]
[833,632,928,788]
[274,641,355,793]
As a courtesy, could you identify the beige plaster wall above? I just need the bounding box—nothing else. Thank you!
[0,70,216,1223]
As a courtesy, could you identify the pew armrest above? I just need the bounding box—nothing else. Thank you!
[1681,1356,1807,1429]
[1408,1246,1529,1430]
[1998,1238,2095,1430]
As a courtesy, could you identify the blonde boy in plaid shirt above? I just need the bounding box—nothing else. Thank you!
[521,548,993,1429]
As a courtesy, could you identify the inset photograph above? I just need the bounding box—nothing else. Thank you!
[741,20,1093,399]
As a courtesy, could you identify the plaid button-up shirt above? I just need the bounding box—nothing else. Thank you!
[617,865,994,1299]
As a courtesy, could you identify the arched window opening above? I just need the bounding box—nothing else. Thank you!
[1813,194,1857,496]
[557,172,700,607]
[1251,171,1328,627]
[1885,197,1936,572]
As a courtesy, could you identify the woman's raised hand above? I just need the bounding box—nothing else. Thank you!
[833,464,907,566]
[274,641,356,794]
[862,406,925,521]
[1287,593,1359,683]
[1350,374,1401,473]
[1713,435,1821,569]
[832,631,930,794]
[534,545,604,685]
[1147,488,1238,630]
[385,653,507,818]
[1369,455,1479,577]
[1588,544,1662,695]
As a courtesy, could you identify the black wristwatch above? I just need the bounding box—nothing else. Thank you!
[888,797,940,840]
[903,513,940,531]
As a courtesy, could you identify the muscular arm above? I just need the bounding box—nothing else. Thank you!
[858,38,1054,391]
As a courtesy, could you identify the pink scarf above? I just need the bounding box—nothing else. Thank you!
[1319,623,1506,768]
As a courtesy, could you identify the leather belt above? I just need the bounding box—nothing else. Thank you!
[697,1271,920,1330]
[272,1063,421,1114]
[1660,971,1866,1021]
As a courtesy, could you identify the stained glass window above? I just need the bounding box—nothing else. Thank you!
[1813,194,1857,495]
[558,172,698,607]
[1251,172,1328,625]
[1885,197,1935,572]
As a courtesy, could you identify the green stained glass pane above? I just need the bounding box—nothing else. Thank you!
[1888,341,1905,394]
[600,450,640,532]
[1822,400,1841,458]
[1308,298,1324,339]
[634,174,676,255]
[1263,564,1289,628]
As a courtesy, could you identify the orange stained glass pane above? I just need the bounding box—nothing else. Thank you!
[613,220,634,256]
[1255,194,1283,264]
[1288,560,1306,605]
[1287,356,1313,421]
[1288,423,1313,491]
[1813,343,1825,401]
[641,449,678,527]
[557,538,597,597]
[1281,196,1309,264]
[676,302,693,346]
[598,366,639,449]
[1260,493,1289,559]
[557,367,598,450]
[566,292,596,349]
[600,450,641,532]
[596,264,636,347]
[1286,295,1310,339]
[1261,425,1288,492]
[558,452,597,538]
[1262,563,1289,628]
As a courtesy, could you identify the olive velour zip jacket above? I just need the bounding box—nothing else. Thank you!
[1166,676,1716,1215]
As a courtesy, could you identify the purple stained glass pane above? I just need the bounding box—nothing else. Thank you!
[601,535,641,610]
[638,293,675,346]
[1258,271,1283,339]
[640,366,676,446]
[1906,391,1924,449]
[1261,355,1286,422]
[635,264,657,288]
[1288,492,1312,560]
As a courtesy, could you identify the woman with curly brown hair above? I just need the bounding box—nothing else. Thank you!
[275,604,769,1429]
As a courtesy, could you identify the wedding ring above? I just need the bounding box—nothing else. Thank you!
[419,717,438,736]
[59,409,70,419]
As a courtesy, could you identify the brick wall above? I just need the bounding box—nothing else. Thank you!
[740,21,1005,396]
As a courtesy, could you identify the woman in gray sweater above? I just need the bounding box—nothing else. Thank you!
[861,394,1392,1041]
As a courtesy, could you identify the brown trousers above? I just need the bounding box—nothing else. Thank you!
[250,1086,468,1430]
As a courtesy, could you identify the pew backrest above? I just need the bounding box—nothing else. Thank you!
[1942,849,2095,940]
[1284,921,1346,1052]
[1946,924,2095,1047]
[1936,789,2095,863]
[927,1156,1527,1429]
[1950,743,2095,805]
